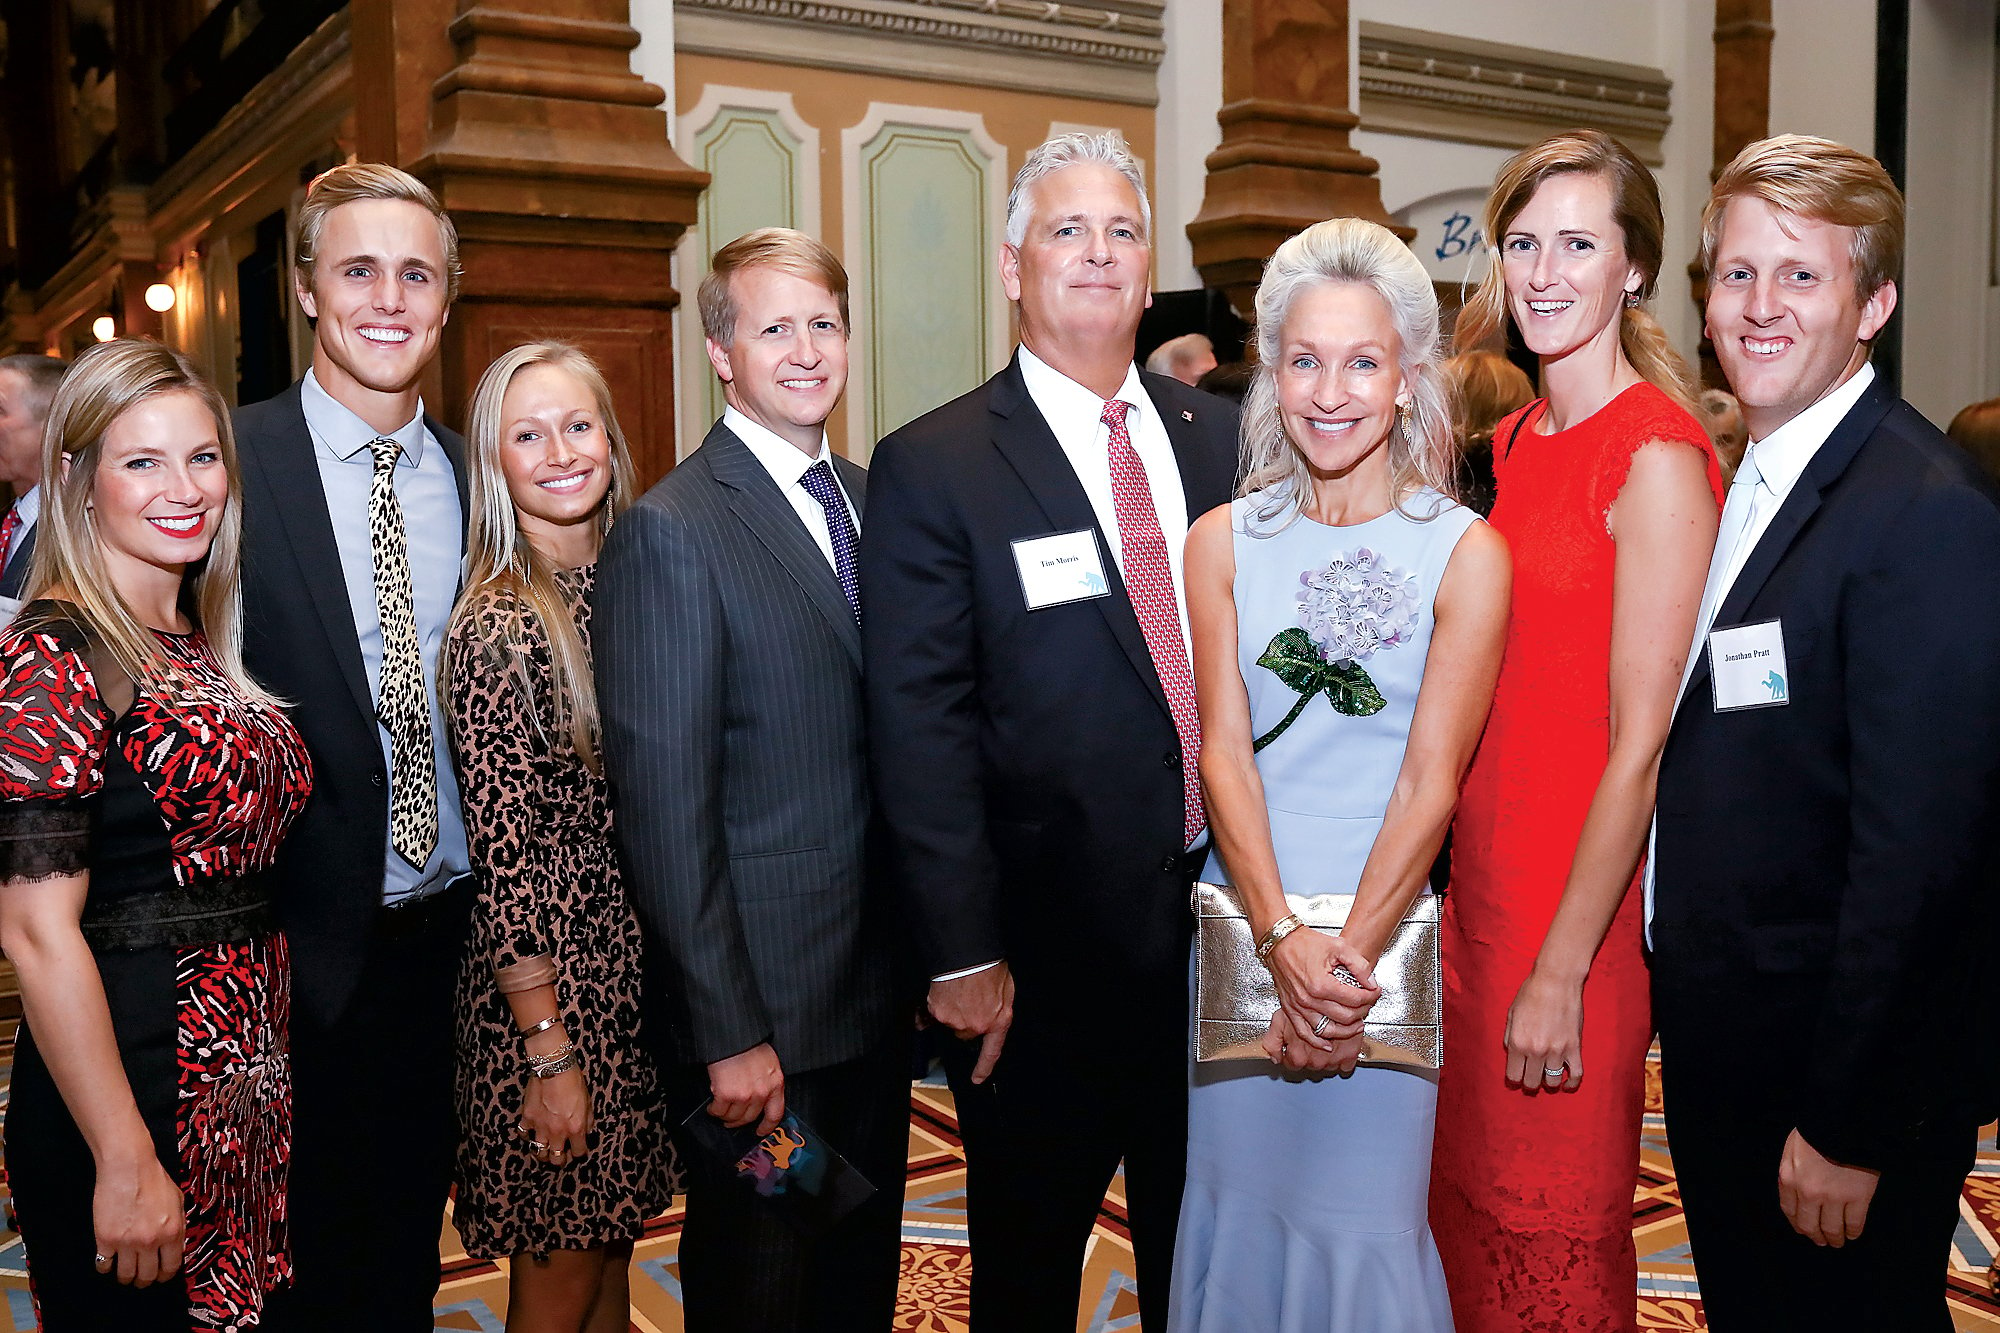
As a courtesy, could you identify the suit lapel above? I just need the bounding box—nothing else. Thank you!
[1683,375,1895,703]
[426,413,472,530]
[704,424,863,666]
[253,384,375,721]
[1143,370,1233,519]
[0,521,36,598]
[989,356,1171,719]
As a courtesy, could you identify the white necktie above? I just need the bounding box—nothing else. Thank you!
[1678,449,1768,707]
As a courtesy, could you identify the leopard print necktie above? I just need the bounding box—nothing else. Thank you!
[367,435,438,869]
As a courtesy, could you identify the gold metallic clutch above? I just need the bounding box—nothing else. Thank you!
[1192,880,1442,1069]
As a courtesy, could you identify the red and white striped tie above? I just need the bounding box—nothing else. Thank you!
[1102,398,1205,845]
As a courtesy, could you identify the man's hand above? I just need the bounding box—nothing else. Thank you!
[928,962,1015,1084]
[708,1042,785,1134]
[1779,1128,1880,1247]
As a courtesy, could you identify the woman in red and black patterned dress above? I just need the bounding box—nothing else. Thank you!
[0,340,310,1332]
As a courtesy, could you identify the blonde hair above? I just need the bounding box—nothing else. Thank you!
[1698,134,1904,304]
[1444,349,1535,449]
[698,228,850,345]
[1457,129,1700,419]
[448,342,637,772]
[1239,218,1458,525]
[295,162,461,305]
[17,339,277,706]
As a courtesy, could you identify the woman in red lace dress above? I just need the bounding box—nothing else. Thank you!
[1430,132,1722,1330]
[0,340,311,1331]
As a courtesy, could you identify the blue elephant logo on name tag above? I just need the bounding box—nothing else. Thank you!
[1765,670,1786,701]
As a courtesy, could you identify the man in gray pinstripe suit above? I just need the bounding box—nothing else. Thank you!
[595,229,904,1332]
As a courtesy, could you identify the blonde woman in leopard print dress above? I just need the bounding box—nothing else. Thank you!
[444,342,678,1331]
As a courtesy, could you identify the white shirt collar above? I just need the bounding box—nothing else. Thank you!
[1017,345,1149,428]
[723,404,831,488]
[1740,360,1876,498]
[10,484,39,526]
[302,365,428,465]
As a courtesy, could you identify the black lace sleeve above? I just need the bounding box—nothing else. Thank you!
[0,617,112,884]
[0,797,95,883]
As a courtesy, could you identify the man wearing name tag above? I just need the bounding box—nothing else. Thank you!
[1649,135,2000,1329]
[860,131,1237,1329]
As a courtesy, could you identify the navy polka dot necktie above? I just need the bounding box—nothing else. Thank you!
[800,459,861,623]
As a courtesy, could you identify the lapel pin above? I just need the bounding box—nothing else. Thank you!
[1181,410,1194,421]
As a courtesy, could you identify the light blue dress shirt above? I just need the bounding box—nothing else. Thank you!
[300,367,471,905]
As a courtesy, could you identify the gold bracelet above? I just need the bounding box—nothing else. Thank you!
[1254,913,1306,965]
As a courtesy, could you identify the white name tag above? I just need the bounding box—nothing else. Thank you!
[1708,618,1791,711]
[1011,528,1111,610]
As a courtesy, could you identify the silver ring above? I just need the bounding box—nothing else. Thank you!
[93,1253,109,1266]
[1311,1014,1332,1037]
[1543,1065,1566,1079]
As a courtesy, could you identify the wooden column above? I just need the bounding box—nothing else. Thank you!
[1186,0,1403,321]
[408,2,708,483]
[1714,1,1775,173]
[1697,0,1774,383]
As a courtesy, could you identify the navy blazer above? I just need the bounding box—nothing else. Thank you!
[1651,373,2000,1169]
[860,355,1239,1005]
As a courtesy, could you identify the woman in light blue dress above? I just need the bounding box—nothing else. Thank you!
[1171,217,1512,1332]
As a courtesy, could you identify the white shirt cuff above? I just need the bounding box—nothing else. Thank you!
[932,959,1003,982]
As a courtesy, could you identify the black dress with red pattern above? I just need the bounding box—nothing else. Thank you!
[0,603,312,1332]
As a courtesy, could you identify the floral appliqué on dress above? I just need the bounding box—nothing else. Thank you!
[1253,546,1419,750]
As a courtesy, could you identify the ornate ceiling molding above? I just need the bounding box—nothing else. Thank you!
[1357,20,1672,165]
[676,0,1164,106]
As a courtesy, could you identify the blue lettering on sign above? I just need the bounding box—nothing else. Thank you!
[1435,211,1483,263]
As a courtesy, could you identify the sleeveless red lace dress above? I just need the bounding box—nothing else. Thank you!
[1431,383,1720,1331]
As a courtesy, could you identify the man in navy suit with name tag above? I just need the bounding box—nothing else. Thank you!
[1649,135,2000,1330]
[861,131,1237,1329]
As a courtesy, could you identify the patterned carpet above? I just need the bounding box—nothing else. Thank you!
[0,1039,1995,1329]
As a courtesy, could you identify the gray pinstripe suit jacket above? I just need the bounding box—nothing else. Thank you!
[595,421,895,1076]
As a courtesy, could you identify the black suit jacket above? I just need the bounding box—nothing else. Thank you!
[1652,374,2000,1169]
[233,381,469,1027]
[595,422,894,1076]
[860,355,1238,1008]
[0,519,34,598]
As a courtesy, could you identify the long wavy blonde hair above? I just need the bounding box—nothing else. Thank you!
[1456,129,1700,419]
[1239,217,1458,527]
[446,342,636,772]
[16,338,277,706]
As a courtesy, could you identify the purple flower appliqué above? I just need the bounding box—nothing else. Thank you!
[1294,547,1420,665]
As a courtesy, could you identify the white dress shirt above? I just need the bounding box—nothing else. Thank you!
[724,405,860,565]
[1017,345,1195,663]
[1643,362,1877,936]
[2,483,38,568]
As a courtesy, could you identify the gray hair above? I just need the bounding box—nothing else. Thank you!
[0,354,70,423]
[1239,218,1457,527]
[1005,131,1152,247]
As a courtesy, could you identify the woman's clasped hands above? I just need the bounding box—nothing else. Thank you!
[1260,927,1383,1075]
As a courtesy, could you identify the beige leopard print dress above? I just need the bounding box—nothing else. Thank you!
[445,564,680,1256]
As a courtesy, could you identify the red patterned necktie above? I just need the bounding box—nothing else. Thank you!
[0,503,18,573]
[1102,398,1205,845]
